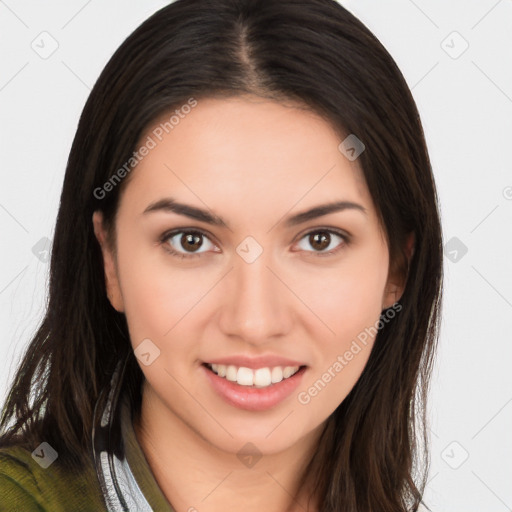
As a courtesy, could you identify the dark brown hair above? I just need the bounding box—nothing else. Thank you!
[0,1,443,510]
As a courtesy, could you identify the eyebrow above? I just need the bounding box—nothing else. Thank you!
[142,197,367,229]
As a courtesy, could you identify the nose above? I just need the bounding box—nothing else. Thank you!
[217,250,293,346]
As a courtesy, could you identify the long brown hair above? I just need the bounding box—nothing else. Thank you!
[0,1,443,510]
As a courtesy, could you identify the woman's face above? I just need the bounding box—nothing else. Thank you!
[94,95,405,456]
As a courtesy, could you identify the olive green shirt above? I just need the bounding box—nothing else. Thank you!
[0,397,174,511]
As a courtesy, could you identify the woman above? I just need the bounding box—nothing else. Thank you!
[0,0,443,510]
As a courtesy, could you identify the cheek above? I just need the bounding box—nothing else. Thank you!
[292,246,389,341]
[114,236,202,347]
[294,247,388,408]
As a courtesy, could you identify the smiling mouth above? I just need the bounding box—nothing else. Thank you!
[202,362,307,388]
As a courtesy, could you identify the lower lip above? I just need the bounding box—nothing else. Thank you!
[201,364,307,412]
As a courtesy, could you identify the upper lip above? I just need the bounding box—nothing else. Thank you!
[203,355,307,370]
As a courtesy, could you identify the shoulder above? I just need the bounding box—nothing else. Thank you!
[0,444,106,511]
[0,445,42,511]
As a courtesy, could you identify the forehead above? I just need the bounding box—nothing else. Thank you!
[119,95,372,220]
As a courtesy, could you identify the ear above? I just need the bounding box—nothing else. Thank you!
[92,211,125,313]
[382,232,415,310]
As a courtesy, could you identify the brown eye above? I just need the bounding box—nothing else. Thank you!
[309,231,331,251]
[296,229,348,256]
[161,230,218,258]
[180,232,204,252]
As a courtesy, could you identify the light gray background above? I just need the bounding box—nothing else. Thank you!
[1,1,511,510]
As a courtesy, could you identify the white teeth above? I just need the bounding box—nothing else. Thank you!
[226,365,238,382]
[271,366,283,383]
[208,364,301,388]
[283,367,296,378]
[254,368,272,387]
[237,367,254,386]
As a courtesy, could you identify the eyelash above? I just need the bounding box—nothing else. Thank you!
[159,228,350,260]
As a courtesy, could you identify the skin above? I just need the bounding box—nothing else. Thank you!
[93,95,413,512]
